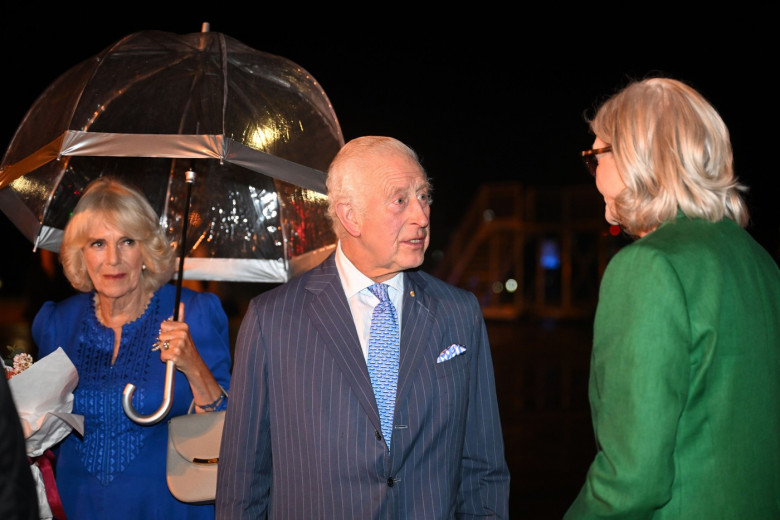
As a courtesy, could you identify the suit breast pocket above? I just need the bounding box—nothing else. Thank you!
[431,352,470,420]
[434,351,469,379]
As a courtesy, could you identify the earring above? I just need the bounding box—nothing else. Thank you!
[142,264,147,271]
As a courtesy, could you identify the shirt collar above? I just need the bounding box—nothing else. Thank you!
[335,241,404,298]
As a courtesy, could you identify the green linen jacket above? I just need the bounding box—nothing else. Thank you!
[565,215,780,519]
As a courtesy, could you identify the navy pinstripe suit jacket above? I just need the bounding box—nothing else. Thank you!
[215,254,510,519]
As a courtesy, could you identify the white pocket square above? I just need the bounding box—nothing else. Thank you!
[437,344,466,363]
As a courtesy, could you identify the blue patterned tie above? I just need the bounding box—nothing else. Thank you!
[367,282,399,449]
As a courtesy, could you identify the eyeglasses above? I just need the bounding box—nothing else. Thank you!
[581,145,612,177]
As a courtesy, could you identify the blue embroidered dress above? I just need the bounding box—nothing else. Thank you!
[32,284,231,520]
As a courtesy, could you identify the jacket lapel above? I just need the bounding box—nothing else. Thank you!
[304,255,382,429]
[396,270,436,412]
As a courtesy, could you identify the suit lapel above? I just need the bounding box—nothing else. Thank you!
[396,271,436,410]
[302,260,439,438]
[304,255,382,429]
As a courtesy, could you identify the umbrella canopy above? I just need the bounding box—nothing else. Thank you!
[0,25,341,283]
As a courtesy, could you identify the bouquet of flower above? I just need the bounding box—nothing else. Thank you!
[5,351,34,378]
[5,347,83,520]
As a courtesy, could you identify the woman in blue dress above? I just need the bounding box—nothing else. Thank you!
[32,176,231,519]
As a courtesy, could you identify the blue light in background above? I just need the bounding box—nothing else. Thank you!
[540,238,560,270]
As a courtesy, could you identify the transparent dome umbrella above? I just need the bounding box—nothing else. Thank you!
[0,25,343,423]
[0,25,342,283]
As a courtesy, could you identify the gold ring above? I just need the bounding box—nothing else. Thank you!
[163,340,170,350]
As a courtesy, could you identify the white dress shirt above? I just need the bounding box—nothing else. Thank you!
[334,240,404,361]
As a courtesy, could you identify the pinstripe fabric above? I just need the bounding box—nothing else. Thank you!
[216,253,510,519]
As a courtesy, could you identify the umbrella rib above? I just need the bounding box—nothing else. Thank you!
[219,33,229,137]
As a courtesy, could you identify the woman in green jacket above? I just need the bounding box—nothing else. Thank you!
[566,76,780,519]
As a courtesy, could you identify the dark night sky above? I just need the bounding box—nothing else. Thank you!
[1,11,777,295]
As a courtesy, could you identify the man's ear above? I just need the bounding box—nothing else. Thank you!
[336,202,361,237]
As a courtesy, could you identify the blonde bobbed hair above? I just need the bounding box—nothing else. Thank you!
[59,176,176,293]
[588,76,748,237]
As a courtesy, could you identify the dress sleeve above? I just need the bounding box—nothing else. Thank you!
[184,290,232,393]
[565,245,690,519]
[31,301,62,359]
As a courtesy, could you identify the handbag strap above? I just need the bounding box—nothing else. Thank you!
[187,385,228,414]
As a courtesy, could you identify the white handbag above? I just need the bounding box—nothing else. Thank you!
[166,405,225,503]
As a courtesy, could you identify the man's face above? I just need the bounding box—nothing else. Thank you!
[354,153,432,281]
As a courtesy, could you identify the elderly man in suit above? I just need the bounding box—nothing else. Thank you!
[216,136,510,519]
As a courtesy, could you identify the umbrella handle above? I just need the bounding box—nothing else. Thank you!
[122,167,194,425]
[122,360,175,425]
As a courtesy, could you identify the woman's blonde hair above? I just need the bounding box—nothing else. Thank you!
[60,176,176,292]
[588,76,748,237]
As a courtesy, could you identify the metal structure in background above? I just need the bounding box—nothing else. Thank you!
[0,23,342,284]
[434,182,626,320]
